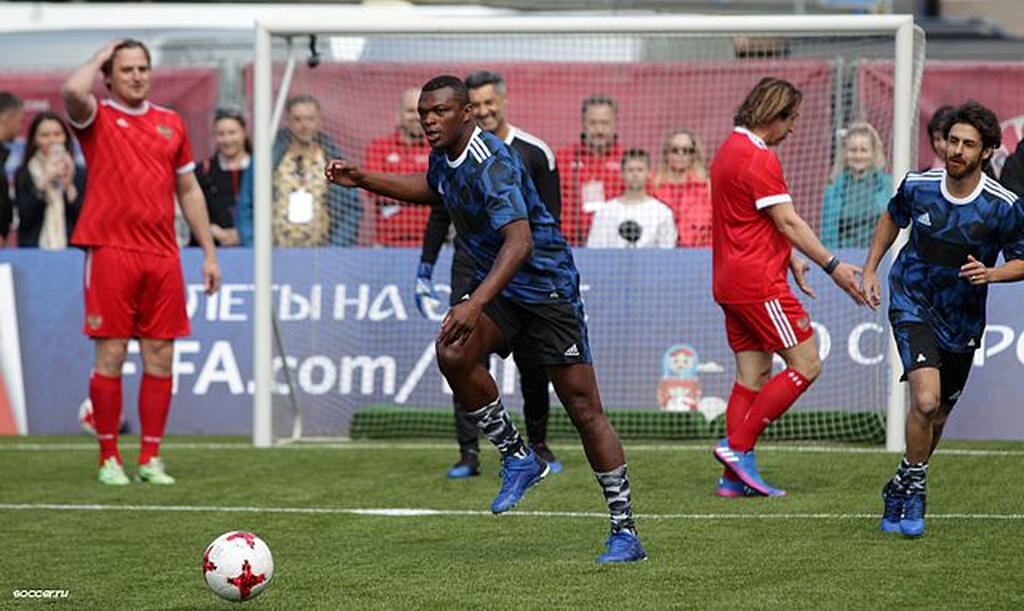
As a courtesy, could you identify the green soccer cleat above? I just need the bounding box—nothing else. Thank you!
[136,457,176,485]
[97,457,130,486]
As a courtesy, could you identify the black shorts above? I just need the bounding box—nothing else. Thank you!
[893,322,974,407]
[450,249,591,366]
[450,249,476,306]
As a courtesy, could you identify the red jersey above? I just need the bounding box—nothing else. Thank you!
[363,131,432,246]
[711,128,793,304]
[653,179,712,247]
[556,142,624,245]
[70,99,194,257]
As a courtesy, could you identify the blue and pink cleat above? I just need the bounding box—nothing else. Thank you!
[716,476,756,498]
[713,438,786,497]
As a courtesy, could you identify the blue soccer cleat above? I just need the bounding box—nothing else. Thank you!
[901,491,926,538]
[446,452,481,479]
[531,443,564,475]
[491,449,549,514]
[596,530,648,564]
[712,438,786,497]
[880,483,903,533]
[716,476,756,498]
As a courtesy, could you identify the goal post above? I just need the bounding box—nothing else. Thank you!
[252,14,923,449]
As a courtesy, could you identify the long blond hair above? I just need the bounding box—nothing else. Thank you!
[653,128,708,188]
[829,121,886,183]
[733,77,802,129]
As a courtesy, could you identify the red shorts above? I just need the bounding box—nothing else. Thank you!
[83,246,190,339]
[720,292,814,353]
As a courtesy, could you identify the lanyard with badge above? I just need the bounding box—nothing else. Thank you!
[288,155,315,224]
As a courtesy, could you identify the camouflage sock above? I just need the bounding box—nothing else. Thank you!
[595,464,637,535]
[464,398,528,459]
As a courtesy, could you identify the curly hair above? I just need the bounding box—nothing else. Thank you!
[943,101,1001,151]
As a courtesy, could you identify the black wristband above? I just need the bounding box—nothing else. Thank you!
[822,256,840,275]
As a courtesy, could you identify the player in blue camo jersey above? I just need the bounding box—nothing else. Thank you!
[326,75,646,563]
[861,101,1024,538]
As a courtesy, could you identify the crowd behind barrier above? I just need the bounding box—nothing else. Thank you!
[2,61,1024,251]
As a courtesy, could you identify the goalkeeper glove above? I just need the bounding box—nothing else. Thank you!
[414,261,444,320]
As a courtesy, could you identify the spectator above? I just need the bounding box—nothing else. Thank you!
[821,121,892,248]
[924,105,954,170]
[0,91,24,244]
[271,94,360,247]
[194,107,248,247]
[586,149,676,248]
[14,112,85,249]
[1000,140,1024,198]
[652,129,712,247]
[556,94,624,245]
[364,88,431,246]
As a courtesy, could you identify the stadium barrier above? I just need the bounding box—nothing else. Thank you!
[3,248,1024,440]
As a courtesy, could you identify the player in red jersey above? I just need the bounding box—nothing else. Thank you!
[62,40,221,486]
[710,77,866,497]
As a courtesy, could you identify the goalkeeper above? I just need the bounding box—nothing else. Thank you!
[415,70,564,479]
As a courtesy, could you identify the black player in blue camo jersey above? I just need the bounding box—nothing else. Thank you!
[325,75,646,563]
[861,101,1024,538]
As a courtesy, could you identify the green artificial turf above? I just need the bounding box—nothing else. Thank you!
[1,436,1022,610]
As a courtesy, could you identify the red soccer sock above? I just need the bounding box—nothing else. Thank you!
[723,383,758,482]
[90,372,123,465]
[139,373,173,465]
[728,369,812,452]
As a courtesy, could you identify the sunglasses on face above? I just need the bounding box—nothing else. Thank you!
[670,146,695,155]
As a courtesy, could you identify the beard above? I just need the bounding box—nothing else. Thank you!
[945,155,981,179]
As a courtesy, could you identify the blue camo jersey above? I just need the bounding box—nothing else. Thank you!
[888,169,1024,351]
[426,127,580,304]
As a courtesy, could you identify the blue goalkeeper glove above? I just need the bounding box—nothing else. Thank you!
[414,261,444,320]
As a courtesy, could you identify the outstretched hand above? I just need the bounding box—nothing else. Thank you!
[830,261,868,307]
[324,159,363,188]
[861,269,882,311]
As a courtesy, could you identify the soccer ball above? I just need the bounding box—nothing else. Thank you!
[202,531,274,602]
[78,398,127,435]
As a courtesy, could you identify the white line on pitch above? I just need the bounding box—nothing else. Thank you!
[2,442,1023,457]
[0,503,1021,521]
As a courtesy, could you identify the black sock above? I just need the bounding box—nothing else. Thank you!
[464,398,528,459]
[595,464,637,535]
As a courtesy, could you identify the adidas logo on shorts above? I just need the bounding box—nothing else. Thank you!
[564,344,580,357]
[916,353,927,363]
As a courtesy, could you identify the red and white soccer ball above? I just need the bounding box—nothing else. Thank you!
[202,531,274,602]
[78,398,125,435]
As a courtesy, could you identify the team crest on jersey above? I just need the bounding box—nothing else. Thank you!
[156,125,173,139]
[87,315,103,330]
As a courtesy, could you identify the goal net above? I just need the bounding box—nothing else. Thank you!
[252,16,925,446]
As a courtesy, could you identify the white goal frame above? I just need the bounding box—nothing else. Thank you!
[252,14,920,451]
